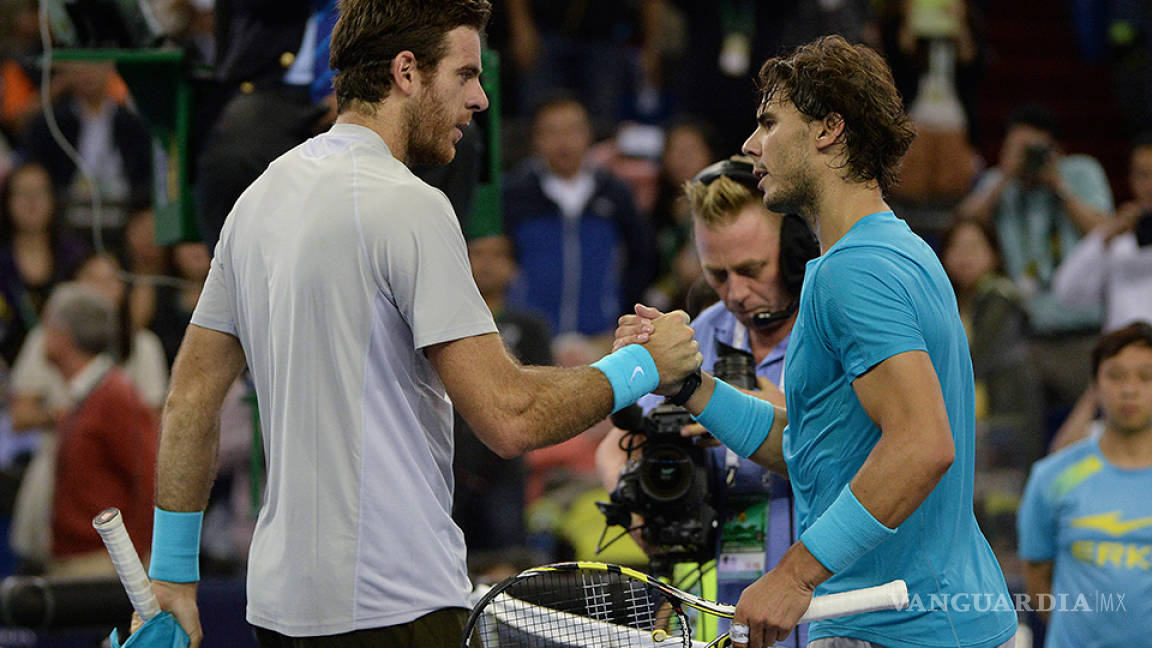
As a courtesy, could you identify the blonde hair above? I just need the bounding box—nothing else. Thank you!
[682,172,761,228]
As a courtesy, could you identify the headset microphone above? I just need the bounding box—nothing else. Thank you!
[750,299,799,329]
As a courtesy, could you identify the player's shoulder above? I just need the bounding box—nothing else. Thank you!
[1029,438,1102,490]
[355,165,456,232]
[1059,153,1106,176]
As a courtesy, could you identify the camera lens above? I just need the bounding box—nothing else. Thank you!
[638,445,696,503]
[714,352,757,389]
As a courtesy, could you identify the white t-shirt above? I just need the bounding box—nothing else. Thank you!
[1052,228,1152,331]
[192,123,497,636]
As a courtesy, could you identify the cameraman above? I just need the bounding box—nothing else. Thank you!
[956,104,1113,404]
[1052,132,1152,332]
[594,156,819,645]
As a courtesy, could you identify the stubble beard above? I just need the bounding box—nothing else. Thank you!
[763,166,819,227]
[403,86,456,167]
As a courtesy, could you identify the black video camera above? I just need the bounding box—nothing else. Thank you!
[598,341,758,571]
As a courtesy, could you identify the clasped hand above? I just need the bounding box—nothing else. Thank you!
[613,304,701,395]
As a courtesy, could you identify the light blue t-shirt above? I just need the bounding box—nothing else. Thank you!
[784,212,1016,648]
[1018,438,1152,648]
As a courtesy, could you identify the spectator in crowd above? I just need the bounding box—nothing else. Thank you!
[8,253,168,435]
[40,283,157,577]
[1053,133,1152,332]
[452,233,552,553]
[0,163,86,366]
[956,104,1113,405]
[1018,321,1152,647]
[941,218,1043,586]
[7,254,167,570]
[501,0,661,127]
[651,119,716,265]
[23,62,153,250]
[151,241,212,367]
[0,0,43,146]
[193,0,333,251]
[122,209,173,333]
[942,219,1045,466]
[504,97,654,339]
[643,119,718,313]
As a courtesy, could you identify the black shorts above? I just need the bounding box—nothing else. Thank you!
[252,608,472,648]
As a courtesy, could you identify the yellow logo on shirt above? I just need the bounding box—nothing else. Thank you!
[1070,540,1151,570]
[1071,511,1152,537]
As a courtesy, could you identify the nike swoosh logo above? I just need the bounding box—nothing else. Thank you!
[630,366,646,383]
[1071,511,1152,537]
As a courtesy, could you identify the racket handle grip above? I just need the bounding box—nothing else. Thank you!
[93,508,162,621]
[800,579,909,623]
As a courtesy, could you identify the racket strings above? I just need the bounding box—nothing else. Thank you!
[469,570,693,647]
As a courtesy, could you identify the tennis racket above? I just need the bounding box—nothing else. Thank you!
[92,507,161,621]
[463,561,908,648]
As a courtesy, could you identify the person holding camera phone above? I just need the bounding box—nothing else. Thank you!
[595,155,820,645]
[1053,133,1152,333]
[956,104,1114,406]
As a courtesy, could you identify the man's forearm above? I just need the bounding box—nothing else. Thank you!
[957,176,1009,223]
[155,394,223,512]
[1057,185,1109,233]
[848,424,953,529]
[684,372,789,475]
[476,365,616,458]
[1023,562,1054,621]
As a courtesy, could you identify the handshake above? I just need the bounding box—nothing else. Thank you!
[612,303,702,397]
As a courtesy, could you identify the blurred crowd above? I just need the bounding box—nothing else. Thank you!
[0,0,1148,626]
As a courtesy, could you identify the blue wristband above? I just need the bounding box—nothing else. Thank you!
[799,484,896,573]
[692,379,775,458]
[591,344,660,413]
[148,508,203,583]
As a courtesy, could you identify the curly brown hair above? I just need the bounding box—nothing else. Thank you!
[329,0,491,115]
[755,35,915,194]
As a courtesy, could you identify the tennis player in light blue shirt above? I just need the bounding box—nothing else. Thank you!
[782,210,1016,647]
[614,35,1017,648]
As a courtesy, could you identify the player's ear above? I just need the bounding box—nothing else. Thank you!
[390,51,419,96]
[813,112,845,151]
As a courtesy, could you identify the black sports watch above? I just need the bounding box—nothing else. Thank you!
[668,370,702,406]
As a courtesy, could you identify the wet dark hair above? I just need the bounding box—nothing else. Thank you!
[754,35,915,194]
[330,0,491,114]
